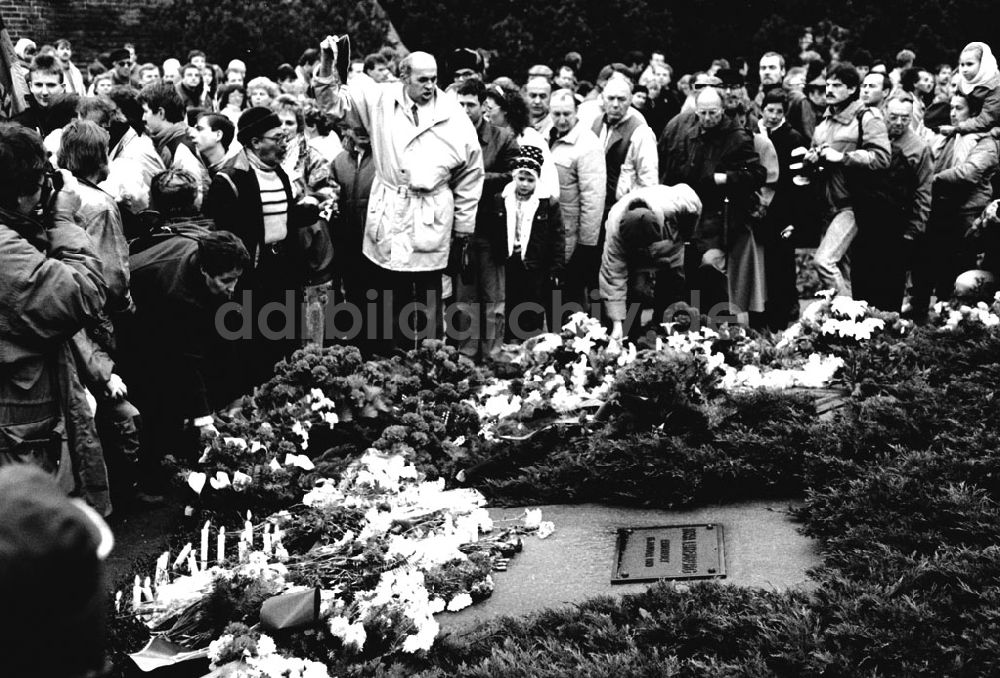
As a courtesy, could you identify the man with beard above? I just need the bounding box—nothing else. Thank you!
[853,93,932,311]
[804,62,891,298]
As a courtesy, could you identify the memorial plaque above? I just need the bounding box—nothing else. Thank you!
[611,523,725,584]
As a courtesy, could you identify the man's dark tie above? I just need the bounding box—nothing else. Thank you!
[412,104,420,127]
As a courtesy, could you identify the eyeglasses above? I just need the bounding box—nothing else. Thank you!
[115,60,133,67]
[260,133,286,142]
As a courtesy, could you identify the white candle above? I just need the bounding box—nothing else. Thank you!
[238,537,248,563]
[188,552,199,575]
[217,526,226,564]
[244,518,253,547]
[115,590,122,613]
[200,520,210,570]
[262,523,272,555]
[142,576,154,602]
[174,542,192,570]
[132,575,142,611]
[155,551,169,585]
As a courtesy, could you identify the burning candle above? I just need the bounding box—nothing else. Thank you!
[238,537,248,563]
[142,576,154,602]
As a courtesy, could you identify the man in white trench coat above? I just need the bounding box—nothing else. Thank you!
[315,37,484,354]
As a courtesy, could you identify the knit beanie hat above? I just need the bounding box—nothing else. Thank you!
[511,144,543,179]
[237,106,282,145]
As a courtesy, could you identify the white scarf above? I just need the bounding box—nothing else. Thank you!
[959,42,1000,95]
[502,182,540,258]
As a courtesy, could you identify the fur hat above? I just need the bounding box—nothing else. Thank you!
[237,106,282,145]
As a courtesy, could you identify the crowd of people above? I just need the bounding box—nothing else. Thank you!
[2,30,1000,518]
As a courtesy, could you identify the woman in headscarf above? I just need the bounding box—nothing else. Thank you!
[940,41,1000,137]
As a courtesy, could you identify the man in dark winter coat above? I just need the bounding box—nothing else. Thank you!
[118,172,249,481]
[659,86,766,314]
[0,123,111,514]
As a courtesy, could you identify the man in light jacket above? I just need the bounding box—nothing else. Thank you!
[601,184,702,341]
[314,36,484,353]
[548,88,606,322]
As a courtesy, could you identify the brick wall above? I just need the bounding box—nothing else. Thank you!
[1,0,176,69]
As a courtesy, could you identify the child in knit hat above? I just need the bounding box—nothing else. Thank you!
[489,145,565,341]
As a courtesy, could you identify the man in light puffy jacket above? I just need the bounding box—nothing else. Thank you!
[548,88,606,324]
[314,37,484,353]
[601,184,702,341]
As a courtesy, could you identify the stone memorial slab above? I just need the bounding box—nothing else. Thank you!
[439,501,821,634]
[612,523,725,583]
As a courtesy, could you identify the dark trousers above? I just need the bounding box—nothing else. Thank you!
[910,208,979,313]
[852,229,906,313]
[626,265,686,342]
[683,245,729,317]
[505,253,548,341]
[360,259,443,356]
[764,234,800,330]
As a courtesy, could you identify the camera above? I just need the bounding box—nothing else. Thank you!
[790,146,825,186]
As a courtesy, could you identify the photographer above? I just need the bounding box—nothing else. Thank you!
[805,62,891,299]
[0,122,111,515]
